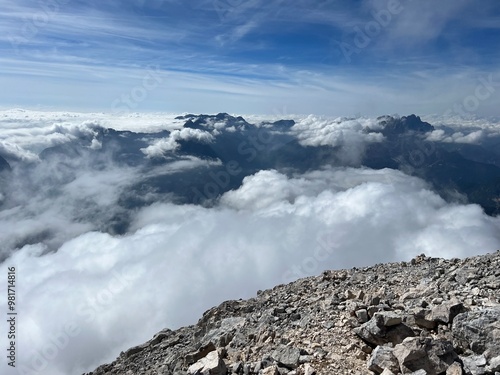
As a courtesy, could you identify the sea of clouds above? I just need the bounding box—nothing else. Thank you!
[0,109,499,375]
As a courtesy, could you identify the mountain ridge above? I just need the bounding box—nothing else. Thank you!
[84,251,500,375]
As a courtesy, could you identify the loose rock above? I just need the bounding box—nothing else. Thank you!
[83,251,500,375]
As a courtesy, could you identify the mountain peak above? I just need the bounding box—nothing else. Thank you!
[379,114,435,137]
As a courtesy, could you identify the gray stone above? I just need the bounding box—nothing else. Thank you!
[150,330,174,346]
[187,350,227,375]
[345,290,356,299]
[354,314,415,346]
[393,337,458,375]
[368,304,392,318]
[446,362,462,375]
[271,345,301,369]
[124,343,147,358]
[355,309,369,323]
[261,365,280,375]
[366,294,382,307]
[427,301,466,325]
[368,345,399,374]
[231,362,243,373]
[299,354,313,364]
[353,318,384,346]
[460,355,487,375]
[413,309,436,330]
[185,343,217,366]
[375,312,403,327]
[452,307,500,360]
[304,363,317,375]
[489,356,500,372]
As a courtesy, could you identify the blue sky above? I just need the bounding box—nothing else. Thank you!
[1,0,500,116]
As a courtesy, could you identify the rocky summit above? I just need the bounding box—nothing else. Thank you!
[85,251,500,375]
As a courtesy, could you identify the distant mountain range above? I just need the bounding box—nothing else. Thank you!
[1,113,499,239]
[364,115,500,216]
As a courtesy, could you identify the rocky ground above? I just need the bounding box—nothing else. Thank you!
[84,251,500,375]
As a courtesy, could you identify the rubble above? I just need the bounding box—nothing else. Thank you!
[84,251,500,375]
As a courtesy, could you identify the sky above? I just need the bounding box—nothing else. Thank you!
[1,0,500,116]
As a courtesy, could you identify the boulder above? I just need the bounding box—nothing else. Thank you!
[452,307,500,360]
[368,345,399,374]
[460,355,487,375]
[304,363,317,375]
[185,342,217,365]
[375,311,403,327]
[487,355,500,372]
[187,350,227,375]
[393,337,458,375]
[354,312,415,346]
[427,301,466,325]
[445,361,463,375]
[414,309,437,330]
[270,345,301,369]
[355,309,369,323]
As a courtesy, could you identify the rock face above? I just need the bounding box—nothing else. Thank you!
[84,251,500,375]
[378,114,435,137]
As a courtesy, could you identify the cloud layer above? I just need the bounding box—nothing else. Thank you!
[2,168,500,375]
[1,110,500,375]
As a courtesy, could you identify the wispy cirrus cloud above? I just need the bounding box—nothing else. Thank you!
[1,0,500,115]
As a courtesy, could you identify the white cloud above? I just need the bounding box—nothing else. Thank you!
[0,141,40,163]
[89,138,102,150]
[141,136,179,156]
[140,128,215,158]
[423,114,500,138]
[0,150,136,254]
[2,166,500,375]
[0,110,183,152]
[2,56,500,117]
[0,111,230,258]
[426,129,484,144]
[291,115,384,164]
[379,0,469,46]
